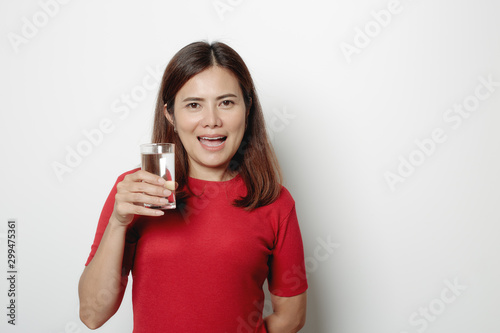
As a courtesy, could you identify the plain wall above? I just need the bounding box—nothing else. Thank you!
[1,0,499,332]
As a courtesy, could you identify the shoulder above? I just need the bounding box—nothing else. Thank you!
[115,167,141,183]
[275,185,295,208]
[256,185,300,241]
[104,168,141,192]
[257,184,295,219]
[101,167,141,202]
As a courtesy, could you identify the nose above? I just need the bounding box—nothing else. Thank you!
[201,104,222,128]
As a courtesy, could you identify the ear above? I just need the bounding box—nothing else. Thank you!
[246,97,252,117]
[163,104,175,126]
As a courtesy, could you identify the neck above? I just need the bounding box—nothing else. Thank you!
[188,164,236,182]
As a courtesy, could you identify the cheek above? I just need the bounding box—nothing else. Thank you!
[230,119,246,148]
[175,114,198,133]
[230,112,247,132]
[174,118,197,147]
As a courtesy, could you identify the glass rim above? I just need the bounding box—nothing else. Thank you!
[140,143,175,154]
[140,143,175,147]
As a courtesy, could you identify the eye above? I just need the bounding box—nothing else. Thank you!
[220,100,234,107]
[186,103,200,109]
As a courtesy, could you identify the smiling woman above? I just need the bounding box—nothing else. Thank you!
[154,41,284,209]
[78,41,308,333]
[166,66,247,182]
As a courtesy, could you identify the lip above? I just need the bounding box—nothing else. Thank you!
[197,134,227,138]
[197,134,227,151]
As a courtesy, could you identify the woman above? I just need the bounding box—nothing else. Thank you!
[79,41,308,332]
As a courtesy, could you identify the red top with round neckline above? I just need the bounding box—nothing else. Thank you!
[85,168,308,332]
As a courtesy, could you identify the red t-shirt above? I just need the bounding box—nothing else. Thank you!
[85,169,308,332]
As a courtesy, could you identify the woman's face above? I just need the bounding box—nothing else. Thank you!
[167,66,247,180]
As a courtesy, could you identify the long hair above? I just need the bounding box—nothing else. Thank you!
[152,41,282,210]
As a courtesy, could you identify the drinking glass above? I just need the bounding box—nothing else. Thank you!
[140,143,176,209]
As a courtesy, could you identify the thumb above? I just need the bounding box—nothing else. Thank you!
[164,181,177,191]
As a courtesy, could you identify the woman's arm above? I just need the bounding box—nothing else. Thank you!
[264,291,307,332]
[78,170,174,329]
[78,218,130,329]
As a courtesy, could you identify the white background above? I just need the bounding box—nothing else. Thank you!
[1,0,499,332]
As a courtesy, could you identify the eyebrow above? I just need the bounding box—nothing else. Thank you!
[181,94,238,103]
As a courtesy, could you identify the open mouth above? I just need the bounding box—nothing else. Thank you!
[197,136,227,147]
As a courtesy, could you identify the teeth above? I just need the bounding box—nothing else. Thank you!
[205,140,224,147]
[199,136,226,147]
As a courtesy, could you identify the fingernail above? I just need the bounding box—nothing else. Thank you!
[163,189,170,196]
[156,210,164,216]
[158,177,166,184]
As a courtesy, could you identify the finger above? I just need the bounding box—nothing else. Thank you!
[164,181,177,191]
[125,170,166,185]
[119,202,165,217]
[118,192,170,206]
[127,182,172,198]
[134,206,165,217]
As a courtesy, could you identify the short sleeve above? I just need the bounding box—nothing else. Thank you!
[84,168,140,266]
[267,204,308,297]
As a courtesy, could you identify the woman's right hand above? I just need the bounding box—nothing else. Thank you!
[111,170,176,226]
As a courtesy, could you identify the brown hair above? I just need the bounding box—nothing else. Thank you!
[152,41,282,210]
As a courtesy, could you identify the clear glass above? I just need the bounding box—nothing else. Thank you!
[140,143,176,209]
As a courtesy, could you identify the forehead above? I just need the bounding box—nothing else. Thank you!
[176,66,242,99]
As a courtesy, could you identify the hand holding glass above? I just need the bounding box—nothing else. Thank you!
[140,143,176,209]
